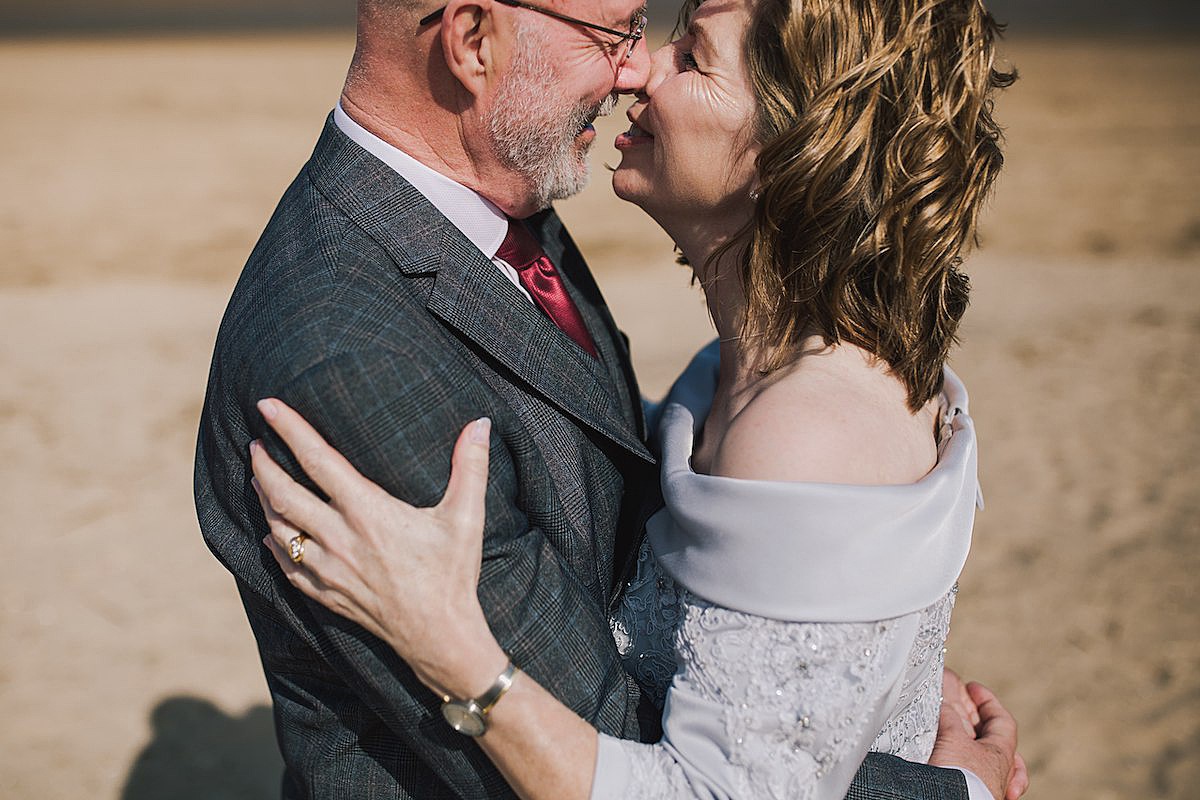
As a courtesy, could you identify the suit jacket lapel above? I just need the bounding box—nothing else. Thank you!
[529,211,648,443]
[426,229,652,464]
[306,116,652,464]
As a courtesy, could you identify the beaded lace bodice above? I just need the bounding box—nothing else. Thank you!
[591,343,978,800]
[610,543,953,799]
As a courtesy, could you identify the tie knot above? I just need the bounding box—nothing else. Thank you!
[497,218,547,272]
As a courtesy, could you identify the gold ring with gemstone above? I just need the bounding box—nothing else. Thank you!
[288,534,308,565]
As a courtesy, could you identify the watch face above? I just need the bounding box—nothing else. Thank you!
[442,701,486,737]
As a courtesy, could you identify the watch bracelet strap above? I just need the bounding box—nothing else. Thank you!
[444,660,518,714]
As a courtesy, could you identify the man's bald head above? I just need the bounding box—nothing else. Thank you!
[358,0,423,16]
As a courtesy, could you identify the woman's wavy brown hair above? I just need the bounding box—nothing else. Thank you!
[685,0,1015,409]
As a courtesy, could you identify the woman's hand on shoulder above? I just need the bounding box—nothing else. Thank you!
[249,398,504,698]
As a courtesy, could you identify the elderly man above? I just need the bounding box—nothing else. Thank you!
[195,1,1017,798]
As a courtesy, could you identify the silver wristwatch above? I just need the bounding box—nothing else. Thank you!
[440,661,518,737]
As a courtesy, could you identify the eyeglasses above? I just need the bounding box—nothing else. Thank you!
[419,1,648,63]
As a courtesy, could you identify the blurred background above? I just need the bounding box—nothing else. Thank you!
[1,2,1197,798]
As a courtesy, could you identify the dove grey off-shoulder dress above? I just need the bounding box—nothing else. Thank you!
[595,343,982,800]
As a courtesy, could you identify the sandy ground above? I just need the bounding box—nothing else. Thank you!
[0,30,1197,800]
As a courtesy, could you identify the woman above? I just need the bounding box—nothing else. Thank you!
[250,0,1017,797]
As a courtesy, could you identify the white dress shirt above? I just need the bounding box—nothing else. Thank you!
[333,103,533,304]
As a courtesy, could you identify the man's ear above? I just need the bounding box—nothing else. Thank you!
[440,0,502,98]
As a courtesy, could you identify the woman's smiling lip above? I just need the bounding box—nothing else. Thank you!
[615,112,654,149]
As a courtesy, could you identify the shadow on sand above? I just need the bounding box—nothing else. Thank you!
[121,697,282,800]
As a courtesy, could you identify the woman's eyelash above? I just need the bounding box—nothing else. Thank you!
[680,51,699,70]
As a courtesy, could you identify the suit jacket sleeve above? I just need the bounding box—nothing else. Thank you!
[249,346,640,798]
[846,753,969,800]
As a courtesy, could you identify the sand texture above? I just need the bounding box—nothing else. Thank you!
[0,30,1197,800]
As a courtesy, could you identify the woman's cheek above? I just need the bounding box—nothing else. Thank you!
[697,76,756,133]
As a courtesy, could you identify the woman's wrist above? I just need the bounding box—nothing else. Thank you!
[415,644,509,701]
[448,642,510,700]
[403,614,509,701]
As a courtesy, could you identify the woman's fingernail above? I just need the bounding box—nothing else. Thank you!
[257,398,278,420]
[470,417,491,444]
[249,439,260,455]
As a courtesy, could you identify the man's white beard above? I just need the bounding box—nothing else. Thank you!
[488,28,617,210]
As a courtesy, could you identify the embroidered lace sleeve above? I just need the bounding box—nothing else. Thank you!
[594,590,950,800]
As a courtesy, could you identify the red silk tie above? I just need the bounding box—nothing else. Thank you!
[497,218,598,358]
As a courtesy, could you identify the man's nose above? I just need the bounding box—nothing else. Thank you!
[613,38,652,94]
[621,41,674,99]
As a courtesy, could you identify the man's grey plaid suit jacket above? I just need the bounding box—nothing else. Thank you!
[194,117,969,800]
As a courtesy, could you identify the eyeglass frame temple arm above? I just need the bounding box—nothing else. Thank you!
[419,2,644,44]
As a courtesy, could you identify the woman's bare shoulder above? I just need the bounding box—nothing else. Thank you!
[711,354,937,486]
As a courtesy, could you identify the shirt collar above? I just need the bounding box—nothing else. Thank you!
[333,103,508,259]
